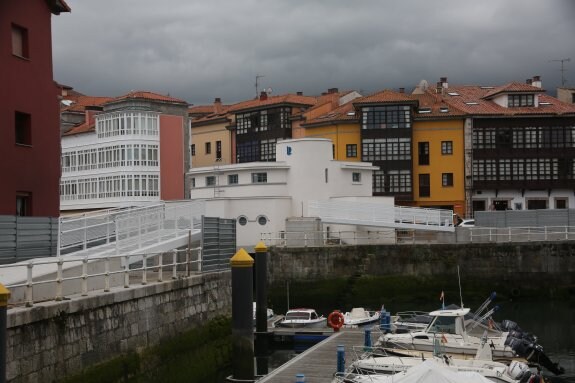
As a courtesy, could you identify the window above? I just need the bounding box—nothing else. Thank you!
[16,192,31,216]
[205,142,211,154]
[257,216,268,225]
[361,105,412,130]
[228,174,238,185]
[332,145,335,159]
[372,169,412,194]
[352,172,361,183]
[325,168,328,183]
[346,144,357,158]
[238,216,248,226]
[555,198,568,209]
[362,138,411,161]
[419,174,430,197]
[508,94,534,107]
[191,144,195,156]
[216,141,222,160]
[251,172,267,183]
[442,173,453,187]
[11,24,29,58]
[206,176,216,186]
[418,142,429,165]
[191,178,195,188]
[15,111,31,145]
[441,141,453,155]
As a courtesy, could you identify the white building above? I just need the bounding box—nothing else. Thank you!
[60,91,189,212]
[187,138,395,249]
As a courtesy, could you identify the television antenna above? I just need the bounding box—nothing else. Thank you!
[549,58,570,86]
[255,74,264,98]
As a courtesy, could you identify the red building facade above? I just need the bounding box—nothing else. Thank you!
[0,0,69,217]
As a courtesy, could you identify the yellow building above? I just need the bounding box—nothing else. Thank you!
[411,92,467,218]
[189,98,232,168]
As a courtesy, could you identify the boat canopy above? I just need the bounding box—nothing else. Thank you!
[428,308,470,317]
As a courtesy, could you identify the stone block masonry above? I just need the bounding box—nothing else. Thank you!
[5,272,231,383]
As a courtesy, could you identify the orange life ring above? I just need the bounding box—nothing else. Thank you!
[328,310,345,331]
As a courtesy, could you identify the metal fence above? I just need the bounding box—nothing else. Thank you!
[0,216,58,262]
[2,248,205,307]
[262,226,575,247]
[201,217,236,272]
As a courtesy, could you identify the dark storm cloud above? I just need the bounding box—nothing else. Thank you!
[53,0,575,105]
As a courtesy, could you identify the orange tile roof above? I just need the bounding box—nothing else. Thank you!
[62,120,95,136]
[112,91,188,104]
[440,85,575,116]
[353,89,416,105]
[302,102,358,126]
[228,94,317,113]
[482,82,545,99]
[47,0,71,14]
[61,96,114,112]
[411,91,467,119]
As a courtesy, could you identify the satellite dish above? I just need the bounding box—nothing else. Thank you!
[266,87,273,95]
[61,100,74,106]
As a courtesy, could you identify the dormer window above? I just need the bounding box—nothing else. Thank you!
[508,94,534,107]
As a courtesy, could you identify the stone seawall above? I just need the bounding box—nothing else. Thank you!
[6,272,231,383]
[268,242,575,298]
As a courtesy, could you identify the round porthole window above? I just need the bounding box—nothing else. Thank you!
[238,216,248,226]
[257,216,268,226]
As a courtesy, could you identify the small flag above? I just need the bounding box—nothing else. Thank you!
[440,291,445,310]
[439,291,444,301]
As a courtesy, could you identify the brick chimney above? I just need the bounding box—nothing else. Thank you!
[296,91,303,96]
[399,87,405,93]
[526,79,533,85]
[85,105,103,126]
[213,97,222,114]
[532,75,542,88]
[327,88,338,94]
[259,91,268,101]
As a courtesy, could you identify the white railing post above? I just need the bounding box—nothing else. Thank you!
[124,255,130,288]
[544,226,548,241]
[142,254,148,285]
[566,226,569,241]
[55,257,64,301]
[158,253,163,282]
[508,228,512,242]
[528,227,532,241]
[172,250,178,279]
[304,233,308,247]
[489,228,493,243]
[138,216,142,249]
[185,248,190,276]
[82,256,88,296]
[470,228,473,243]
[104,256,110,292]
[25,261,34,307]
[106,215,110,244]
[83,215,88,250]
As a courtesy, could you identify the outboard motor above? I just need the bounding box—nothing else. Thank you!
[505,335,565,375]
[507,360,530,380]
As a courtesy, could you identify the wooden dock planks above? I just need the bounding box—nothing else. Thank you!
[259,328,368,382]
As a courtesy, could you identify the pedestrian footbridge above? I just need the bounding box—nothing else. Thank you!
[58,201,205,258]
[308,200,454,232]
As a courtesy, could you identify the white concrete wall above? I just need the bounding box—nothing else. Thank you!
[472,189,575,211]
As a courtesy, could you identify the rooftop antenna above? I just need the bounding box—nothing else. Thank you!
[549,58,570,86]
[255,74,264,98]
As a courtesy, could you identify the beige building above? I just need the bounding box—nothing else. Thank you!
[557,87,575,104]
[189,98,233,168]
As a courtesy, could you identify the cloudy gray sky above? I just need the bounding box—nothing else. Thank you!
[52,0,575,105]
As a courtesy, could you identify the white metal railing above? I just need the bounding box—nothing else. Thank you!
[261,226,575,247]
[467,226,575,243]
[58,201,206,256]
[308,200,454,231]
[2,248,204,307]
[261,230,397,247]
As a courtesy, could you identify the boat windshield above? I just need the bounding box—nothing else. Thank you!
[285,312,310,320]
[427,316,457,334]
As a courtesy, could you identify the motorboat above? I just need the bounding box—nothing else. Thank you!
[334,359,501,383]
[277,308,327,328]
[343,308,380,327]
[378,307,565,375]
[349,333,533,383]
[391,310,432,333]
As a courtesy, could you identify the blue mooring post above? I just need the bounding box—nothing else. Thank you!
[364,327,372,350]
[230,249,255,382]
[0,284,10,383]
[254,241,269,376]
[295,373,305,382]
[337,344,345,373]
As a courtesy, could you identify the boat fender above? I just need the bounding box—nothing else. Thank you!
[328,311,345,331]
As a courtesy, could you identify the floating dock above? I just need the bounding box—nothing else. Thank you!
[258,328,368,382]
